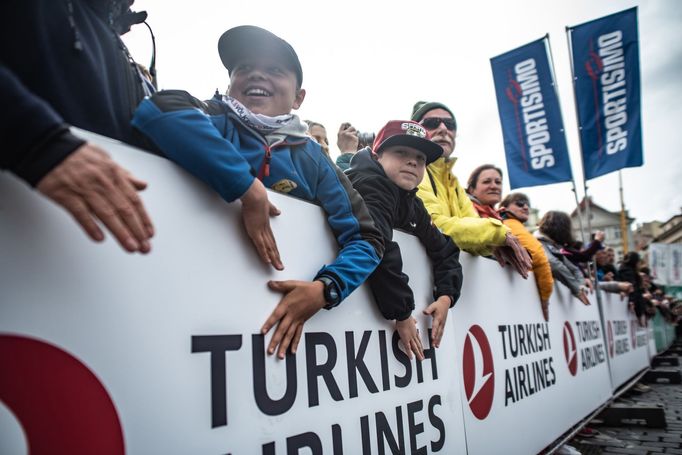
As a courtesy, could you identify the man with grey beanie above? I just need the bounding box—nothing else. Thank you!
[411,101,531,277]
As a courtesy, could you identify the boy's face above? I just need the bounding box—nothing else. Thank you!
[376,146,426,191]
[228,54,305,117]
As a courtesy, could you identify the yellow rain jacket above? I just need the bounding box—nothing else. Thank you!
[417,157,509,256]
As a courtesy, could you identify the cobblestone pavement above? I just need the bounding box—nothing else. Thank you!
[566,347,682,455]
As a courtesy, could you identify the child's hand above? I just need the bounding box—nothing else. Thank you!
[395,317,424,361]
[240,179,283,271]
[261,280,326,359]
[423,296,451,348]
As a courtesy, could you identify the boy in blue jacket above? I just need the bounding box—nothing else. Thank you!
[346,121,462,360]
[132,26,383,358]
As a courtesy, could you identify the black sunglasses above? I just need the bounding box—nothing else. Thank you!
[420,117,456,131]
[514,200,530,208]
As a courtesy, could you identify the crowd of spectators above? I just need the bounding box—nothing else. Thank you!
[4,4,680,364]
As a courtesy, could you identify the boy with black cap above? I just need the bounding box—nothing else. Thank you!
[346,120,462,359]
[132,26,383,359]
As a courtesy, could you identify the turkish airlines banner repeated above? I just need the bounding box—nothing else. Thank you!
[598,291,650,391]
[490,37,573,190]
[568,7,643,180]
[450,258,613,455]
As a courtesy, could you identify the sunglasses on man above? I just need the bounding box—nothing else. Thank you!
[420,117,456,131]
[514,200,530,208]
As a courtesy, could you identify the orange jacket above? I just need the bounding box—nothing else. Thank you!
[503,218,554,302]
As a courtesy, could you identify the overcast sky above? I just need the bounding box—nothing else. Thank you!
[123,0,682,227]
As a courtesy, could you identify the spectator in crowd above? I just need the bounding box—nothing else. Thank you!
[605,247,617,268]
[304,120,330,156]
[1,0,155,254]
[594,249,633,296]
[410,101,531,277]
[499,193,553,321]
[595,249,617,281]
[132,25,384,358]
[619,252,646,325]
[346,120,463,359]
[335,123,360,171]
[466,164,504,220]
[536,211,591,305]
[561,231,605,276]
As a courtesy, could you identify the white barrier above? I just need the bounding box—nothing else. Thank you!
[0,132,656,454]
[447,258,613,454]
[0,132,467,454]
[599,292,650,390]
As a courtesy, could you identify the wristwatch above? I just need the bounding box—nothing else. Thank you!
[317,276,340,310]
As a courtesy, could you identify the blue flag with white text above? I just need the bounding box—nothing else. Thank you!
[490,38,572,190]
[568,8,643,180]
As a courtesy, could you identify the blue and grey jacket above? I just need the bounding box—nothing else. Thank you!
[132,90,384,302]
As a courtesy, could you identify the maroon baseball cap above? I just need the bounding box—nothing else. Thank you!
[372,120,443,164]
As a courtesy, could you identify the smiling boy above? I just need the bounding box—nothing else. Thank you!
[132,26,383,358]
[346,120,463,359]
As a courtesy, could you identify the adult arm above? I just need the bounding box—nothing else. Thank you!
[1,65,153,252]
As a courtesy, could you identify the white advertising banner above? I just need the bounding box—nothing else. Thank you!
[670,244,682,287]
[599,292,650,390]
[649,243,682,286]
[0,133,468,454]
[649,243,668,285]
[448,258,613,455]
[648,322,657,360]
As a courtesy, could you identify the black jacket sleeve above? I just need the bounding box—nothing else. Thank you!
[0,64,84,185]
[412,198,463,306]
[353,177,415,321]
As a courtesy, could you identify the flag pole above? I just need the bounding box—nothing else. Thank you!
[619,171,629,254]
[565,25,600,305]
[546,32,588,245]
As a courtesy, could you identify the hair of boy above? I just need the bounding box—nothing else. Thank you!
[538,211,574,246]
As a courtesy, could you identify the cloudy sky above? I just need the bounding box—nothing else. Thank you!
[124,0,682,227]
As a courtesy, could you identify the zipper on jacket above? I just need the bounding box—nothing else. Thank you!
[258,145,272,179]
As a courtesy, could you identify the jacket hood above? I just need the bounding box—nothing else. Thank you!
[346,148,418,196]
[347,148,385,178]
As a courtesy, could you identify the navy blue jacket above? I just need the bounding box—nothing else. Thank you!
[346,150,462,321]
[132,90,384,302]
[0,0,147,185]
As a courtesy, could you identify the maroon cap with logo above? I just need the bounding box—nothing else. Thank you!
[372,120,444,165]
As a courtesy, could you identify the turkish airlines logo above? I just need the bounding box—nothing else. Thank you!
[607,321,614,358]
[0,335,124,455]
[462,325,495,420]
[563,322,578,376]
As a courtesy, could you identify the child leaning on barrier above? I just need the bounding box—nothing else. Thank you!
[132,26,384,359]
[346,120,463,360]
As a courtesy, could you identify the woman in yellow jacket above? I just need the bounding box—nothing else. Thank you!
[499,193,554,321]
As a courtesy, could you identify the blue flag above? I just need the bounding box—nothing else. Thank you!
[568,8,643,180]
[490,38,572,190]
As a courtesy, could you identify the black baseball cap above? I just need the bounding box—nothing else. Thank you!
[218,25,303,88]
